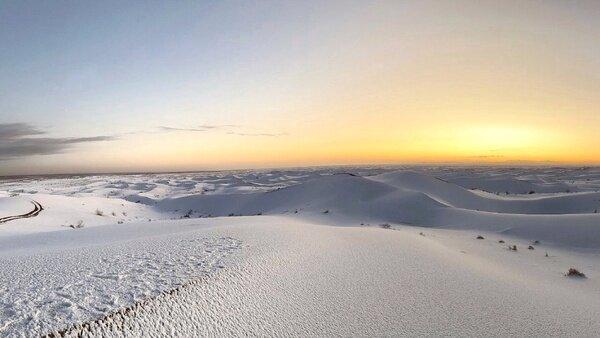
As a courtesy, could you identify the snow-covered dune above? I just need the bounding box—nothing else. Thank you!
[371,171,600,215]
[448,176,577,194]
[144,171,600,248]
[155,174,447,224]
[2,169,600,248]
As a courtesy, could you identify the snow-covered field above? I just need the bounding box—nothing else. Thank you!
[1,166,600,336]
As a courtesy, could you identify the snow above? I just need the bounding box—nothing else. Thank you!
[46,218,600,337]
[372,170,600,215]
[1,166,600,336]
[0,196,32,218]
[0,224,241,335]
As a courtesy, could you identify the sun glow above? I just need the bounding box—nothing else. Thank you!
[453,126,545,155]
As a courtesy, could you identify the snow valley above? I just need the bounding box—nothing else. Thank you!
[1,166,600,336]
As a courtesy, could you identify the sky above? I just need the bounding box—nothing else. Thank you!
[1,0,599,175]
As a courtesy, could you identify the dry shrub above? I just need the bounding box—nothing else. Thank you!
[566,268,586,278]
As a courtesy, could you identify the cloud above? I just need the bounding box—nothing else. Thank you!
[0,123,115,160]
[158,126,211,132]
[197,124,239,129]
[225,131,288,137]
[0,123,45,139]
[159,125,286,137]
[158,124,240,133]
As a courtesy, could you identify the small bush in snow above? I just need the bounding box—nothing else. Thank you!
[528,245,535,250]
[69,220,84,229]
[380,223,391,229]
[566,268,586,278]
[95,209,104,216]
[476,235,484,239]
[111,211,116,216]
[498,240,505,243]
[508,245,517,251]
[323,210,330,214]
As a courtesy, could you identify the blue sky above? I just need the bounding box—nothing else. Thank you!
[1,1,312,131]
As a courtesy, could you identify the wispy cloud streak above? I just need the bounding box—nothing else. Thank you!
[159,124,286,137]
[225,131,287,137]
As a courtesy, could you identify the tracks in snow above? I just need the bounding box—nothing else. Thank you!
[0,200,43,224]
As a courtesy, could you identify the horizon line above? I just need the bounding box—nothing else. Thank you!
[2,161,600,179]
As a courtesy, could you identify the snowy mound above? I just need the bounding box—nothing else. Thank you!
[371,171,600,215]
[371,171,480,207]
[156,174,447,224]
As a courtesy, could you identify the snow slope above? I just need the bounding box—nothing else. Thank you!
[0,220,241,336]
[6,216,597,337]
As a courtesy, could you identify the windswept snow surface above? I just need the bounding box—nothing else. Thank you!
[1,166,600,336]
[0,223,241,336]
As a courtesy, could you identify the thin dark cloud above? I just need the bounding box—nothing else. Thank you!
[0,123,115,160]
[0,123,45,140]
